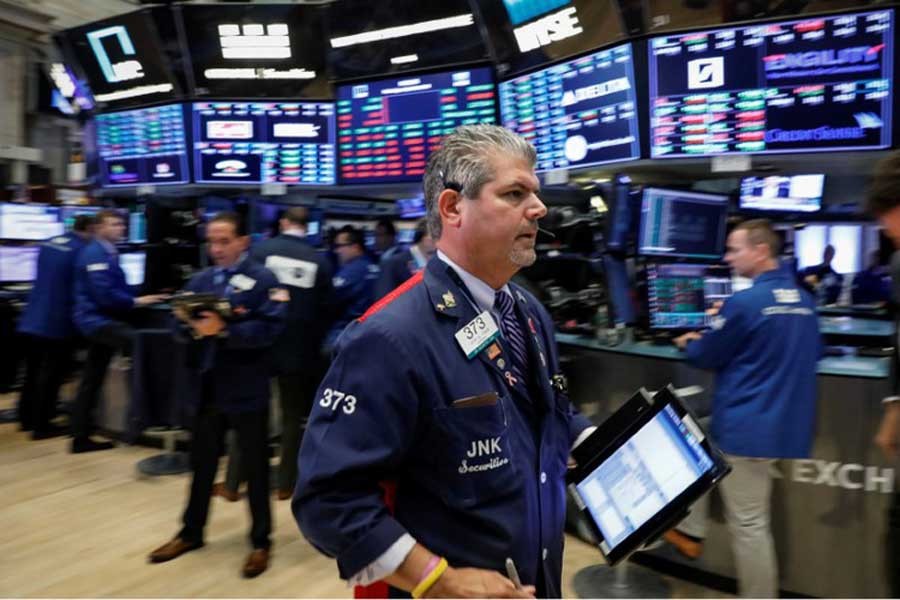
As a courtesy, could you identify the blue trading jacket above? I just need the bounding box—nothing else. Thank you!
[329,254,379,334]
[685,267,822,458]
[73,240,135,336]
[174,258,287,414]
[18,232,90,339]
[294,257,592,598]
[375,248,421,300]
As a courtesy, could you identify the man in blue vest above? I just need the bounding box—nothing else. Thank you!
[374,219,435,299]
[670,219,821,598]
[293,125,594,598]
[71,209,167,453]
[249,206,333,500]
[17,214,95,439]
[323,225,378,350]
[149,212,287,578]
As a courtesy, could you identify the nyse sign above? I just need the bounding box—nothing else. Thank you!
[513,7,583,53]
[791,459,894,494]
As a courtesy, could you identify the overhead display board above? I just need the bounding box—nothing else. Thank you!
[192,101,336,185]
[325,0,486,80]
[336,66,497,184]
[57,9,180,109]
[177,4,329,99]
[471,0,624,77]
[500,42,640,171]
[648,9,894,157]
[95,103,189,187]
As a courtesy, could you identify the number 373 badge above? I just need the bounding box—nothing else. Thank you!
[455,310,500,359]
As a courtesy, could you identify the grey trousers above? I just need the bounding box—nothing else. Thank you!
[676,454,778,599]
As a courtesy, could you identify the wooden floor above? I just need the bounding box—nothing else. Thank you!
[0,393,728,598]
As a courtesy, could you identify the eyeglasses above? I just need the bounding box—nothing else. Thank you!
[439,170,462,193]
[333,242,354,248]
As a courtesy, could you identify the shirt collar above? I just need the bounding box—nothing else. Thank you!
[436,250,511,313]
[283,228,305,238]
[216,252,247,275]
[97,238,116,255]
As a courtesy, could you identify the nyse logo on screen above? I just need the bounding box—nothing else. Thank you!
[513,6,583,53]
[86,26,145,83]
[687,57,724,90]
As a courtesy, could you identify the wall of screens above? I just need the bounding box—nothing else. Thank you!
[500,43,640,171]
[95,103,190,187]
[648,10,894,157]
[336,66,497,184]
[192,101,336,185]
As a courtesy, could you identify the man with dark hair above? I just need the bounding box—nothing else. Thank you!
[149,212,287,577]
[249,206,334,500]
[71,209,167,453]
[375,219,435,299]
[670,218,821,598]
[865,151,900,597]
[324,225,378,350]
[294,125,593,598]
[18,214,95,439]
[374,217,398,259]
[800,244,843,304]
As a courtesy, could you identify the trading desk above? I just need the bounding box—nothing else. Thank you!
[557,333,894,598]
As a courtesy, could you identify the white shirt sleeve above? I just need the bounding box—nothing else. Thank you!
[572,425,597,450]
[348,533,417,586]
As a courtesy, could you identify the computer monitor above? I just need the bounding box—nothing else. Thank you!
[739,175,824,213]
[603,255,636,325]
[120,251,146,286]
[0,204,64,241]
[605,174,636,252]
[129,211,147,243]
[646,263,732,329]
[638,188,729,260]
[0,246,39,282]
[61,206,101,231]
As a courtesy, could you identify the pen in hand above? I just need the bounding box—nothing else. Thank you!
[505,557,523,590]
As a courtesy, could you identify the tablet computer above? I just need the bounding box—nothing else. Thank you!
[567,385,730,566]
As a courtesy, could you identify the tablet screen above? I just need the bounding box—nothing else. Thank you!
[575,404,713,553]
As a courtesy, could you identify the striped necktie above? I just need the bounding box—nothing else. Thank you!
[494,290,529,380]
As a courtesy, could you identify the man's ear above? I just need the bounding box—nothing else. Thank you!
[438,189,464,232]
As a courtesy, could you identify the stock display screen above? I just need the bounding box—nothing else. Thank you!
[336,67,497,184]
[192,101,336,185]
[500,43,639,171]
[95,103,189,187]
[649,10,893,157]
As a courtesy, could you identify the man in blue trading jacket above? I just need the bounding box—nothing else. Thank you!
[670,219,821,598]
[17,214,94,439]
[149,212,287,578]
[374,219,435,299]
[71,209,167,453]
[323,225,378,350]
[294,125,594,598]
[249,206,333,500]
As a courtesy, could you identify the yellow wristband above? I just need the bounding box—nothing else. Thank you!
[411,557,448,599]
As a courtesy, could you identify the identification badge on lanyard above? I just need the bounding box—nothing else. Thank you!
[455,310,500,360]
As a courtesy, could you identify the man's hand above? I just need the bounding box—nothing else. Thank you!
[135,294,168,306]
[875,403,900,460]
[425,567,535,599]
[190,311,226,337]
[705,300,723,316]
[673,331,702,350]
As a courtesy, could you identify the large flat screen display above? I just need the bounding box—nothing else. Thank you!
[648,10,893,157]
[500,43,639,171]
[336,67,497,184]
[57,9,180,109]
[326,0,486,80]
[192,101,336,185]
[95,104,189,187]
[638,188,729,259]
[739,174,824,212]
[177,4,329,99]
[0,204,63,241]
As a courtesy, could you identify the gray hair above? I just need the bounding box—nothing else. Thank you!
[423,125,537,239]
